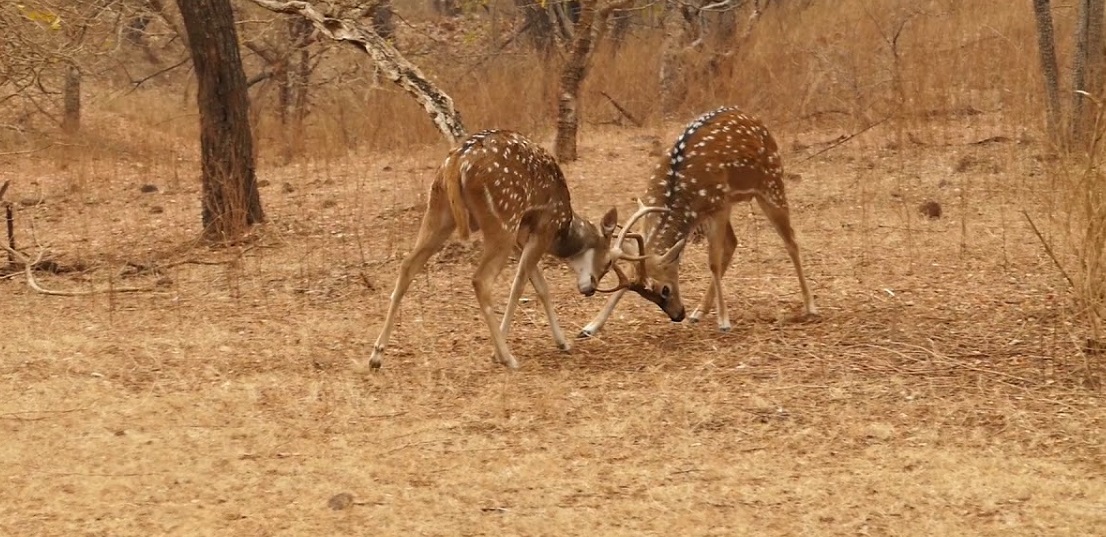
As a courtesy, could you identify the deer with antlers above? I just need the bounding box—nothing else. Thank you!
[579,106,819,338]
[364,129,662,370]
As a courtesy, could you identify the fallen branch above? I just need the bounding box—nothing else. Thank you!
[247,0,467,144]
[797,116,892,163]
[0,244,164,297]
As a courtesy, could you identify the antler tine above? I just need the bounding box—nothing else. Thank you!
[612,202,669,259]
[615,232,649,262]
[596,262,633,293]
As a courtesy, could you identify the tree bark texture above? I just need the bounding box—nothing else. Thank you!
[553,0,633,162]
[249,0,467,145]
[1071,0,1106,149]
[177,0,265,241]
[62,64,80,134]
[1033,0,1063,145]
[658,3,701,117]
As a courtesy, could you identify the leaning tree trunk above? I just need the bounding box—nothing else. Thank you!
[554,0,633,162]
[177,0,265,241]
[250,0,467,145]
[1033,0,1064,146]
[1071,0,1106,150]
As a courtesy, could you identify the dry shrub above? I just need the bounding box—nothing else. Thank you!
[1047,119,1106,369]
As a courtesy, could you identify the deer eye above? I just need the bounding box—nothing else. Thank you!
[660,285,671,299]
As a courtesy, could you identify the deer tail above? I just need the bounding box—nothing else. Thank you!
[442,154,471,240]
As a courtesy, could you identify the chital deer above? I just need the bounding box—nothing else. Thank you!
[364,129,661,370]
[579,106,819,338]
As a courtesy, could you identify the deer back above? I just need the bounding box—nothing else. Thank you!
[440,130,574,243]
[640,107,787,249]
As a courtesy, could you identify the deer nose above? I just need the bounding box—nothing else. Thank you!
[580,277,597,297]
[670,308,686,322]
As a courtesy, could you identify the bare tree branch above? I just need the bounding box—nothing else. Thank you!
[246,0,467,144]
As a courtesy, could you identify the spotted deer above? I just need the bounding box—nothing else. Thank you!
[579,106,819,338]
[364,129,662,370]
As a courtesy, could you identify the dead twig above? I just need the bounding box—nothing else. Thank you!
[0,407,88,421]
[599,90,643,127]
[797,116,892,163]
[1022,210,1076,291]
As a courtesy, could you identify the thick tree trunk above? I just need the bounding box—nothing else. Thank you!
[1072,0,1106,148]
[62,64,80,134]
[1033,0,1063,146]
[554,0,632,162]
[249,0,467,145]
[176,0,265,241]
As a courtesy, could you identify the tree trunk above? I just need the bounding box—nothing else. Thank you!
[1072,0,1106,149]
[432,0,462,17]
[176,0,265,241]
[514,0,556,57]
[554,0,631,162]
[1033,0,1063,146]
[62,64,81,134]
[658,3,699,119]
[370,0,395,40]
[609,9,633,52]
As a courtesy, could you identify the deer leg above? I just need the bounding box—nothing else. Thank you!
[525,266,571,352]
[496,236,546,347]
[367,191,456,370]
[689,220,737,326]
[578,288,627,339]
[755,193,818,317]
[692,212,737,332]
[473,230,521,369]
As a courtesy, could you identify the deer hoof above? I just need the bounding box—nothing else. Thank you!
[557,341,572,352]
[367,357,382,370]
[688,311,702,323]
[718,325,732,333]
[577,328,595,339]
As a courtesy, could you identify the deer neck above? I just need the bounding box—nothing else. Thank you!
[643,188,698,254]
[549,212,595,259]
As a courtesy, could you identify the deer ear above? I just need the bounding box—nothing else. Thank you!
[600,207,618,238]
[660,238,687,264]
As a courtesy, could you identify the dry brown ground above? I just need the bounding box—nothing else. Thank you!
[2,115,1104,536]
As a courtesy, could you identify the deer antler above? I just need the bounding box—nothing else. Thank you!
[596,232,647,293]
[610,202,668,261]
[597,202,667,294]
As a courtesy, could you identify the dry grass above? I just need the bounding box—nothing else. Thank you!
[2,118,1105,535]
[2,1,1105,535]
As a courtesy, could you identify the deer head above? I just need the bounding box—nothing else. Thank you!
[514,203,623,297]
[595,202,687,321]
